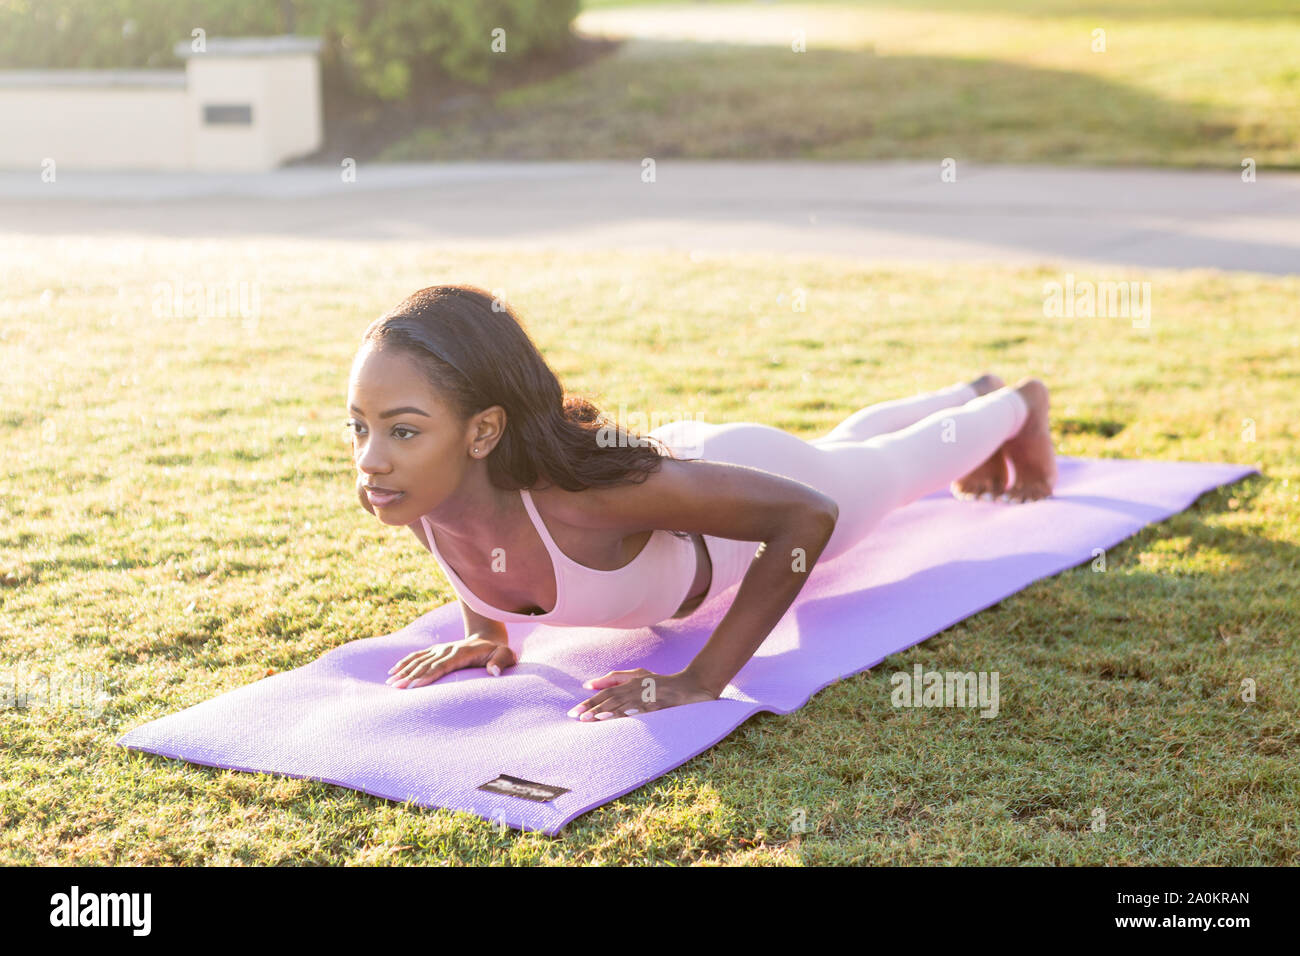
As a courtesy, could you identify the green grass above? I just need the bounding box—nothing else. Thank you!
[381,0,1300,167]
[1,235,1297,864]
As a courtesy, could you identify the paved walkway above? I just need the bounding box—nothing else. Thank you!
[2,161,1297,274]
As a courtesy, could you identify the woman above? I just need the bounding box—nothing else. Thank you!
[350,285,1056,722]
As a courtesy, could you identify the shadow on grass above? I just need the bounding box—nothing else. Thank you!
[583,0,1300,22]
[389,41,1242,164]
[831,0,1300,20]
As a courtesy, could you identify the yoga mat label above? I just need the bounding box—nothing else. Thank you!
[478,774,570,803]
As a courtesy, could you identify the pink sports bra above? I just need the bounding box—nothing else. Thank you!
[419,488,699,629]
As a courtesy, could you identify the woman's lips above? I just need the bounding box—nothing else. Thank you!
[366,488,404,507]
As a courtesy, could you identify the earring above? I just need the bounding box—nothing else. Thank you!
[473,447,479,456]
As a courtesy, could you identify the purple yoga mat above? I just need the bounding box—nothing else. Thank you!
[116,456,1258,833]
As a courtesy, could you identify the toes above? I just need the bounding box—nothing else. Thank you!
[1006,482,1053,502]
[954,477,1019,501]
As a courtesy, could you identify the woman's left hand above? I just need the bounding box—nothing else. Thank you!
[567,668,718,721]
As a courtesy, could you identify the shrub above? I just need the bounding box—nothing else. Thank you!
[0,0,580,100]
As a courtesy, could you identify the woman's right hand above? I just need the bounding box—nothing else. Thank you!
[386,636,517,688]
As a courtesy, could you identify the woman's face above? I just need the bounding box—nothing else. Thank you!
[346,345,471,525]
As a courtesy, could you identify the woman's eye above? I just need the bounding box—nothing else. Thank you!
[345,421,415,440]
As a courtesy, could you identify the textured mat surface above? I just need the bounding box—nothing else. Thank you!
[116,456,1258,833]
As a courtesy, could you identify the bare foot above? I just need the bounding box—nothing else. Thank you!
[1000,378,1057,502]
[968,372,1004,398]
[951,374,1008,500]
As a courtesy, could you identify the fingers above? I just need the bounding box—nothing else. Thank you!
[395,653,451,688]
[388,649,439,680]
[402,663,443,689]
[386,639,517,688]
[485,643,516,677]
[388,644,447,676]
[568,669,649,719]
[387,646,453,687]
[567,687,642,721]
[582,668,642,691]
[567,692,610,720]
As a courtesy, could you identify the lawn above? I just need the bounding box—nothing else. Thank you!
[0,235,1296,864]
[380,0,1300,167]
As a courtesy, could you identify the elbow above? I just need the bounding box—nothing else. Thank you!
[786,498,836,541]
[812,493,838,533]
[818,501,838,538]
[810,501,838,548]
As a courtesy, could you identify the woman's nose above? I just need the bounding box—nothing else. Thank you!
[355,446,388,471]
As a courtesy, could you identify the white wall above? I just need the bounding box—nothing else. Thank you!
[0,73,190,171]
[0,36,323,172]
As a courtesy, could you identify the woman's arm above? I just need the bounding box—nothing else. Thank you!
[549,458,838,705]
[459,599,509,646]
[682,509,835,695]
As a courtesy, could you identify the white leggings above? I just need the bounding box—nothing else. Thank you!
[649,381,1030,605]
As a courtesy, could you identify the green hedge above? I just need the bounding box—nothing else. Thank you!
[0,0,580,100]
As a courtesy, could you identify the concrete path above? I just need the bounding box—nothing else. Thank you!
[1,161,1297,274]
